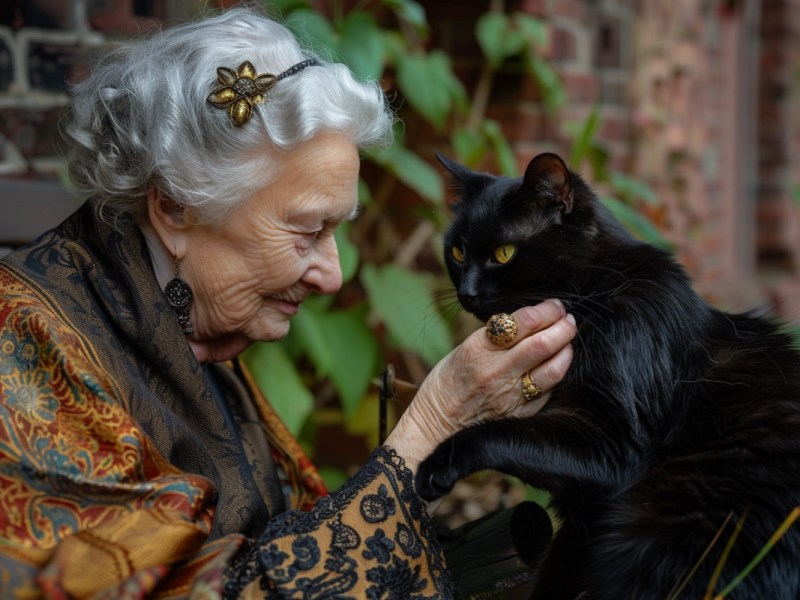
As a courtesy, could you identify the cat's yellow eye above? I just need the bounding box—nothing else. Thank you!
[451,246,465,263]
[494,244,517,264]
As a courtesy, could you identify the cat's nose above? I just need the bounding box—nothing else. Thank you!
[458,291,477,312]
[458,270,482,313]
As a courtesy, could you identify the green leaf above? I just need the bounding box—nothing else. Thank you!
[382,0,428,35]
[476,12,512,68]
[288,300,379,418]
[291,301,335,374]
[285,9,338,59]
[361,263,453,365]
[262,0,311,14]
[396,51,466,130]
[381,30,410,65]
[601,196,672,249]
[370,143,444,204]
[305,291,335,312]
[524,485,552,509]
[476,12,532,68]
[494,139,519,177]
[441,57,470,113]
[317,466,349,492]
[337,12,386,80]
[242,341,314,436]
[482,119,519,176]
[610,172,658,206]
[528,55,565,112]
[477,13,546,68]
[344,392,382,451]
[451,127,488,166]
[358,178,374,206]
[320,304,380,417]
[587,145,611,182]
[514,13,548,49]
[336,221,359,283]
[569,107,600,169]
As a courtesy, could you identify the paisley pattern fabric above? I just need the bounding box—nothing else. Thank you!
[0,203,452,599]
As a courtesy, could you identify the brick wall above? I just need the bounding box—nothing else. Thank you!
[757,0,800,319]
[628,1,763,311]
[0,0,190,248]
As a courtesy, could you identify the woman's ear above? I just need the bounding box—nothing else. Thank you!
[147,187,188,257]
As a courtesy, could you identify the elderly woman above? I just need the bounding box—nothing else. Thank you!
[0,7,575,598]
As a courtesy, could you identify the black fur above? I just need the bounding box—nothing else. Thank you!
[416,152,800,599]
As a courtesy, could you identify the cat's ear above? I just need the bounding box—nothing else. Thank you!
[436,152,495,206]
[435,152,474,200]
[524,153,574,214]
[435,151,467,177]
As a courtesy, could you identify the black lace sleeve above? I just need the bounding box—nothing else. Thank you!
[223,446,453,599]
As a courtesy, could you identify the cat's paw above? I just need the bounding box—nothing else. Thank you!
[415,455,457,501]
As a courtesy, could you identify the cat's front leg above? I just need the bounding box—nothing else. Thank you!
[415,422,499,500]
[415,402,634,502]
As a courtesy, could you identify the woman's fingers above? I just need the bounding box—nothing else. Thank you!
[451,300,576,421]
[387,299,577,471]
[482,299,568,351]
[525,336,575,393]
[508,310,577,392]
[512,341,575,417]
[466,300,577,397]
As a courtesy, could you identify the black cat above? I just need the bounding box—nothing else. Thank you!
[416,152,800,599]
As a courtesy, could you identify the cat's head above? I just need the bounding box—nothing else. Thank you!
[438,152,602,320]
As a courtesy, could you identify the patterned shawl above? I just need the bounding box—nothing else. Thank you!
[0,203,450,599]
[0,203,323,593]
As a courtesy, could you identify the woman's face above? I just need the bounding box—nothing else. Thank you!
[183,133,360,362]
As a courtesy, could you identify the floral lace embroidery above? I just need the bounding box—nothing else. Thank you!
[223,446,452,599]
[361,484,397,523]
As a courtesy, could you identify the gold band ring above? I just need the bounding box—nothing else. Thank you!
[521,370,543,402]
[485,313,518,346]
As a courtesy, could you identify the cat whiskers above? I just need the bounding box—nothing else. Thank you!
[432,284,464,324]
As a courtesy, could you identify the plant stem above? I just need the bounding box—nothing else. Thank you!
[713,506,800,599]
[704,507,749,599]
[666,512,732,600]
[465,0,504,131]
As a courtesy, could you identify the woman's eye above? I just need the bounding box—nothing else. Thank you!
[451,246,464,263]
[303,230,324,244]
[494,244,517,264]
[296,232,317,253]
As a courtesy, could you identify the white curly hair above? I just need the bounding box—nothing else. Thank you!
[61,6,394,228]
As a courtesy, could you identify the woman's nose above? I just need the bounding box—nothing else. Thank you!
[303,237,342,295]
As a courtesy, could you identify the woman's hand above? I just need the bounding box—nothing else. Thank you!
[386,299,576,474]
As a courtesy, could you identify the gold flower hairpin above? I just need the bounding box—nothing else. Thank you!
[207,59,319,127]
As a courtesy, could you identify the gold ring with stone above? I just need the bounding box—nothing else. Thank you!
[485,313,518,346]
[521,370,543,402]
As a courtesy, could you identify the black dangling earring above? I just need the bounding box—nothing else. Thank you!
[165,253,194,335]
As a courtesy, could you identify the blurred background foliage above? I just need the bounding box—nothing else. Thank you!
[241,0,667,488]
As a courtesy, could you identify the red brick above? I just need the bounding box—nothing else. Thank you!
[550,25,577,63]
[561,72,599,104]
